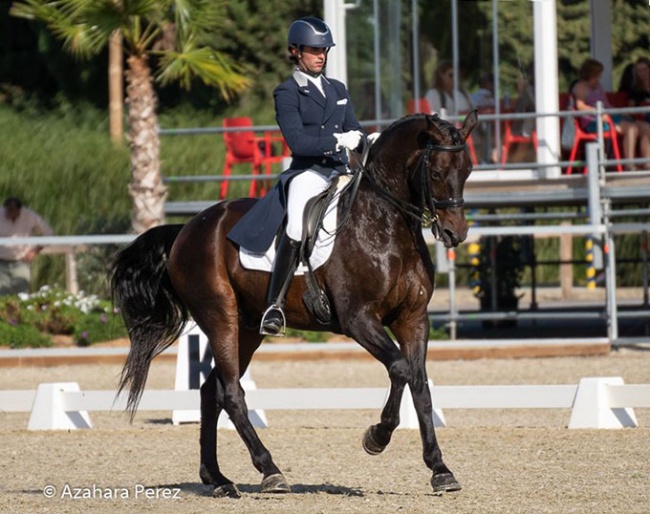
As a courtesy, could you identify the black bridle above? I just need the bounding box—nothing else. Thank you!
[411,141,467,227]
[365,140,468,231]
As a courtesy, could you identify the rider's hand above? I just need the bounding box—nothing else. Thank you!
[367,132,381,145]
[334,130,363,151]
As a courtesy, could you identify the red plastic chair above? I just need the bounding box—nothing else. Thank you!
[500,118,538,165]
[221,117,289,199]
[566,113,623,175]
[406,98,479,164]
[407,98,432,114]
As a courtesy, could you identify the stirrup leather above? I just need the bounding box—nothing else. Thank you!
[259,304,286,336]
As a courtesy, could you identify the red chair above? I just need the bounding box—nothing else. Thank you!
[500,118,538,165]
[407,98,432,114]
[406,98,479,164]
[566,113,623,175]
[606,91,629,108]
[221,117,289,199]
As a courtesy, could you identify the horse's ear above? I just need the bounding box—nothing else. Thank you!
[459,109,479,141]
[424,114,445,144]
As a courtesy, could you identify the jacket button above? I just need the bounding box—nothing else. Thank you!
[335,124,339,128]
[322,159,327,164]
[321,125,325,129]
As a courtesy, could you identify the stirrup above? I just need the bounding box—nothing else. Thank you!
[259,305,286,336]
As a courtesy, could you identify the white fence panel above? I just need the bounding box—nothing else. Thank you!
[6,377,646,431]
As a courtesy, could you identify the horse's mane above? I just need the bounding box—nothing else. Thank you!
[367,113,459,166]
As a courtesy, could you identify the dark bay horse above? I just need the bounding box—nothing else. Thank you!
[110,111,478,498]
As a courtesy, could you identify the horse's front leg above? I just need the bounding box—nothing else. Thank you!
[391,316,462,494]
[347,314,410,455]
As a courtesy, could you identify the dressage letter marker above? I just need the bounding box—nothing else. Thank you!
[172,324,267,428]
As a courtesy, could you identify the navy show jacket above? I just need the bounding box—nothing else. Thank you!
[228,70,362,253]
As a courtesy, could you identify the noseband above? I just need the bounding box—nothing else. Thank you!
[410,141,467,228]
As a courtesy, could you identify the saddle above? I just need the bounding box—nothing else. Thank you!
[279,146,366,325]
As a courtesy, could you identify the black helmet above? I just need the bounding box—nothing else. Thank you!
[288,17,335,49]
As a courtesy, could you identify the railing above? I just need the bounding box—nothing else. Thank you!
[2,106,649,346]
[4,376,648,430]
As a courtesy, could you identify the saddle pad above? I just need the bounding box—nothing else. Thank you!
[238,176,349,274]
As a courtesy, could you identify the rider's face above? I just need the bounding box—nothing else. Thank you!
[297,46,329,75]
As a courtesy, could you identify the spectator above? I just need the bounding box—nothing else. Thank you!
[512,67,536,137]
[625,57,650,123]
[618,63,635,96]
[572,58,650,171]
[0,197,53,296]
[471,72,495,110]
[425,60,474,117]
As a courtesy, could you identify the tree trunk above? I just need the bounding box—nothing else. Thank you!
[108,30,123,146]
[125,54,167,233]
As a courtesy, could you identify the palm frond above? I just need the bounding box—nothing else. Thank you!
[156,47,251,100]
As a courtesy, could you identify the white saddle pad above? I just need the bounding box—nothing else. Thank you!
[238,176,350,274]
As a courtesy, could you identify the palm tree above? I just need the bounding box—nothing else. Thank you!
[10,0,251,233]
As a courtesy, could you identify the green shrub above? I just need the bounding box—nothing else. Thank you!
[0,286,127,348]
[73,310,127,347]
[0,320,52,349]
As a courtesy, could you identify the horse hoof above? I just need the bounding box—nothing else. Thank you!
[362,427,385,455]
[212,483,241,499]
[261,473,291,494]
[430,473,462,494]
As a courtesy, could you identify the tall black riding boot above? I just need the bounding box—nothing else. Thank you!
[260,235,301,336]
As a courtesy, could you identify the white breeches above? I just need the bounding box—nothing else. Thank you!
[285,169,336,242]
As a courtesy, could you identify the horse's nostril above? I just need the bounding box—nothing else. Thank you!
[444,229,458,246]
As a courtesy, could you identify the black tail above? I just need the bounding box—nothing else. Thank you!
[109,224,187,419]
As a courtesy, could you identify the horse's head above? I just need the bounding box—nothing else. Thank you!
[413,111,478,248]
[364,111,478,248]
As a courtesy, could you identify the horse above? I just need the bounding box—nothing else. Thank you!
[110,110,479,498]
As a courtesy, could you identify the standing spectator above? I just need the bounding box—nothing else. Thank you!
[572,58,650,171]
[0,197,53,295]
[425,60,474,117]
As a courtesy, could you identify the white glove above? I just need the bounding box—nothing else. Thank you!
[367,132,381,145]
[334,130,363,151]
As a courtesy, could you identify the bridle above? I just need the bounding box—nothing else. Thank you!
[365,139,468,231]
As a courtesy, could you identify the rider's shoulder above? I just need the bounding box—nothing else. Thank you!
[324,77,347,92]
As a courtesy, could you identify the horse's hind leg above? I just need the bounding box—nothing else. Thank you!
[205,323,290,495]
[199,368,241,498]
[391,318,461,494]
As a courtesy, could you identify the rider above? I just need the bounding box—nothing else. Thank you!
[235,16,364,336]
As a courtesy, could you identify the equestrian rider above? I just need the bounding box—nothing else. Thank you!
[229,16,363,336]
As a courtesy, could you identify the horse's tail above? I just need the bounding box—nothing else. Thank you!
[109,224,187,420]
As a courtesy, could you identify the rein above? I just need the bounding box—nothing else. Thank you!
[365,140,467,229]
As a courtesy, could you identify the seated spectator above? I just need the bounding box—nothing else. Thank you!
[512,68,536,137]
[572,58,650,171]
[425,60,474,117]
[471,72,495,110]
[618,63,635,96]
[621,57,650,123]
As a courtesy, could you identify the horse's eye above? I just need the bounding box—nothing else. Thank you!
[430,169,443,181]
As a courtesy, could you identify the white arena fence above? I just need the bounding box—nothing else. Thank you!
[1,326,649,431]
[1,377,648,431]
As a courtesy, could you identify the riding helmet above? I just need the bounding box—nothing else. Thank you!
[288,17,335,49]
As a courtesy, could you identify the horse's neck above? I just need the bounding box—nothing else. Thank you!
[355,162,422,235]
